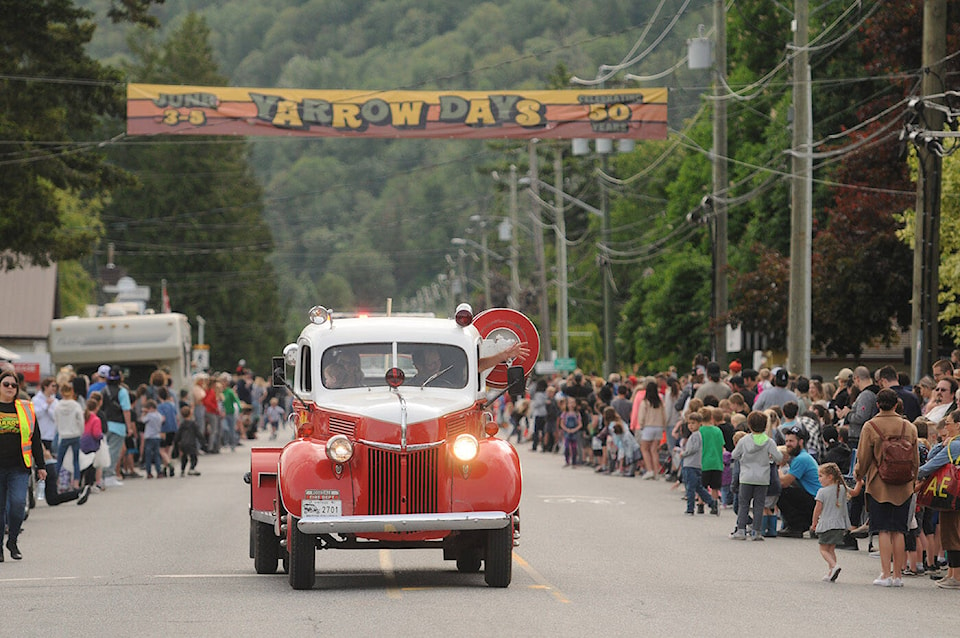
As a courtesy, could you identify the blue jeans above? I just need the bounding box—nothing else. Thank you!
[682,466,715,513]
[0,467,30,544]
[57,436,81,483]
[221,414,237,450]
[143,439,162,476]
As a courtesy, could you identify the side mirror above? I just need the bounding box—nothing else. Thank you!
[272,356,286,388]
[506,365,525,404]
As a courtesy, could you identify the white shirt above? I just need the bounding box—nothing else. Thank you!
[32,391,59,441]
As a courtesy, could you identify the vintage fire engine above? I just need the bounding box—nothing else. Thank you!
[247,303,539,590]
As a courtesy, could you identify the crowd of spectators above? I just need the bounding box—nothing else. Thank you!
[1,358,291,562]
[508,354,960,589]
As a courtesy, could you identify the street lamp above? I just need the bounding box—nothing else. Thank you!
[519,174,603,362]
[569,138,616,377]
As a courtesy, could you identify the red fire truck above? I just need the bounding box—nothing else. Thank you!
[247,303,538,590]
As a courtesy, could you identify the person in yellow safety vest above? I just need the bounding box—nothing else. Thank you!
[0,369,47,561]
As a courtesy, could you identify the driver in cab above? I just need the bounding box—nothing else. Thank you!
[413,347,461,388]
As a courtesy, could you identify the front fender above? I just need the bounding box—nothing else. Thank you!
[452,438,521,514]
[250,446,282,514]
[278,439,353,518]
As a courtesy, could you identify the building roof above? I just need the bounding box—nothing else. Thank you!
[0,261,57,339]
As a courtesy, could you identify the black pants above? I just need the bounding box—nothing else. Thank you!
[42,460,82,505]
[180,450,198,473]
[531,416,545,450]
[779,483,816,531]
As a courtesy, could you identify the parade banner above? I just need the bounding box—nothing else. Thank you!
[127,84,668,140]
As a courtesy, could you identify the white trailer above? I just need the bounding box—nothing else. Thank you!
[49,312,192,394]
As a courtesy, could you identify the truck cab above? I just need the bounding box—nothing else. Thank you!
[247,304,538,590]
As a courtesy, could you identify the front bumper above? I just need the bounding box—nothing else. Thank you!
[297,511,511,535]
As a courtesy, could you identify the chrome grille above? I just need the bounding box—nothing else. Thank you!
[329,416,356,437]
[367,447,439,515]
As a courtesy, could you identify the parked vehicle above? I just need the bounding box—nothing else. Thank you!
[49,311,192,394]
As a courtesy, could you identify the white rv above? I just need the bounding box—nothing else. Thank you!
[49,312,192,394]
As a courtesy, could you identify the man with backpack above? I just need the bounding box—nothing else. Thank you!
[100,365,134,488]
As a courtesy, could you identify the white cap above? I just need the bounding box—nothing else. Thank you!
[97,364,111,378]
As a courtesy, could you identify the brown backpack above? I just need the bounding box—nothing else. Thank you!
[868,419,914,485]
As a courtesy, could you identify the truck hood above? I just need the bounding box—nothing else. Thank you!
[318,388,476,426]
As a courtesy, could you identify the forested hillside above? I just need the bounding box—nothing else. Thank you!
[65,0,960,373]
[82,0,712,364]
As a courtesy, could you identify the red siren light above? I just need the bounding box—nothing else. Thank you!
[455,303,474,327]
[385,367,405,388]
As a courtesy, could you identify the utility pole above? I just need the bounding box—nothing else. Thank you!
[554,150,569,359]
[529,141,551,360]
[601,154,614,378]
[479,226,491,309]
[713,0,728,367]
[508,164,520,309]
[787,0,812,377]
[911,0,947,379]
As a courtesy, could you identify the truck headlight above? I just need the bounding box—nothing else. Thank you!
[452,434,479,462]
[326,435,354,464]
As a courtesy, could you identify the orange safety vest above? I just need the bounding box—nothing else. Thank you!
[13,399,36,468]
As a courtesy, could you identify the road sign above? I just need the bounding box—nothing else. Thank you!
[553,357,577,372]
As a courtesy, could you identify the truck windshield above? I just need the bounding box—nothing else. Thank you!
[321,343,468,389]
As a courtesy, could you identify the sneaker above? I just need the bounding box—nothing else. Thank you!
[729,529,747,540]
[187,470,201,476]
[902,567,919,577]
[829,565,841,582]
[104,476,124,487]
[710,504,720,517]
[751,533,765,541]
[643,472,656,480]
[684,510,694,516]
[778,528,804,539]
[92,483,104,493]
[77,485,91,506]
[930,572,945,581]
[872,576,894,587]
[891,577,903,587]
[696,504,705,515]
[936,576,960,589]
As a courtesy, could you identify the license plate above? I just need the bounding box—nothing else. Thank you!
[302,499,342,517]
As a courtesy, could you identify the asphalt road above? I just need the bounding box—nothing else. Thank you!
[2,429,951,637]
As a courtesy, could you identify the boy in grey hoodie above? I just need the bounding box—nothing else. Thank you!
[730,411,783,540]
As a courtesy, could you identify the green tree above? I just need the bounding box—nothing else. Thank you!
[0,0,164,269]
[101,13,283,373]
[619,248,711,372]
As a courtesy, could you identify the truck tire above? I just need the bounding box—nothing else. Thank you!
[456,550,482,574]
[483,523,513,587]
[287,516,316,590]
[253,520,280,574]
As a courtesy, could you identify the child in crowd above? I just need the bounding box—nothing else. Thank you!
[698,408,725,512]
[905,418,931,576]
[810,462,851,582]
[140,399,164,478]
[559,396,582,467]
[264,396,285,440]
[721,448,734,508]
[174,404,203,476]
[731,412,783,540]
[679,412,719,516]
